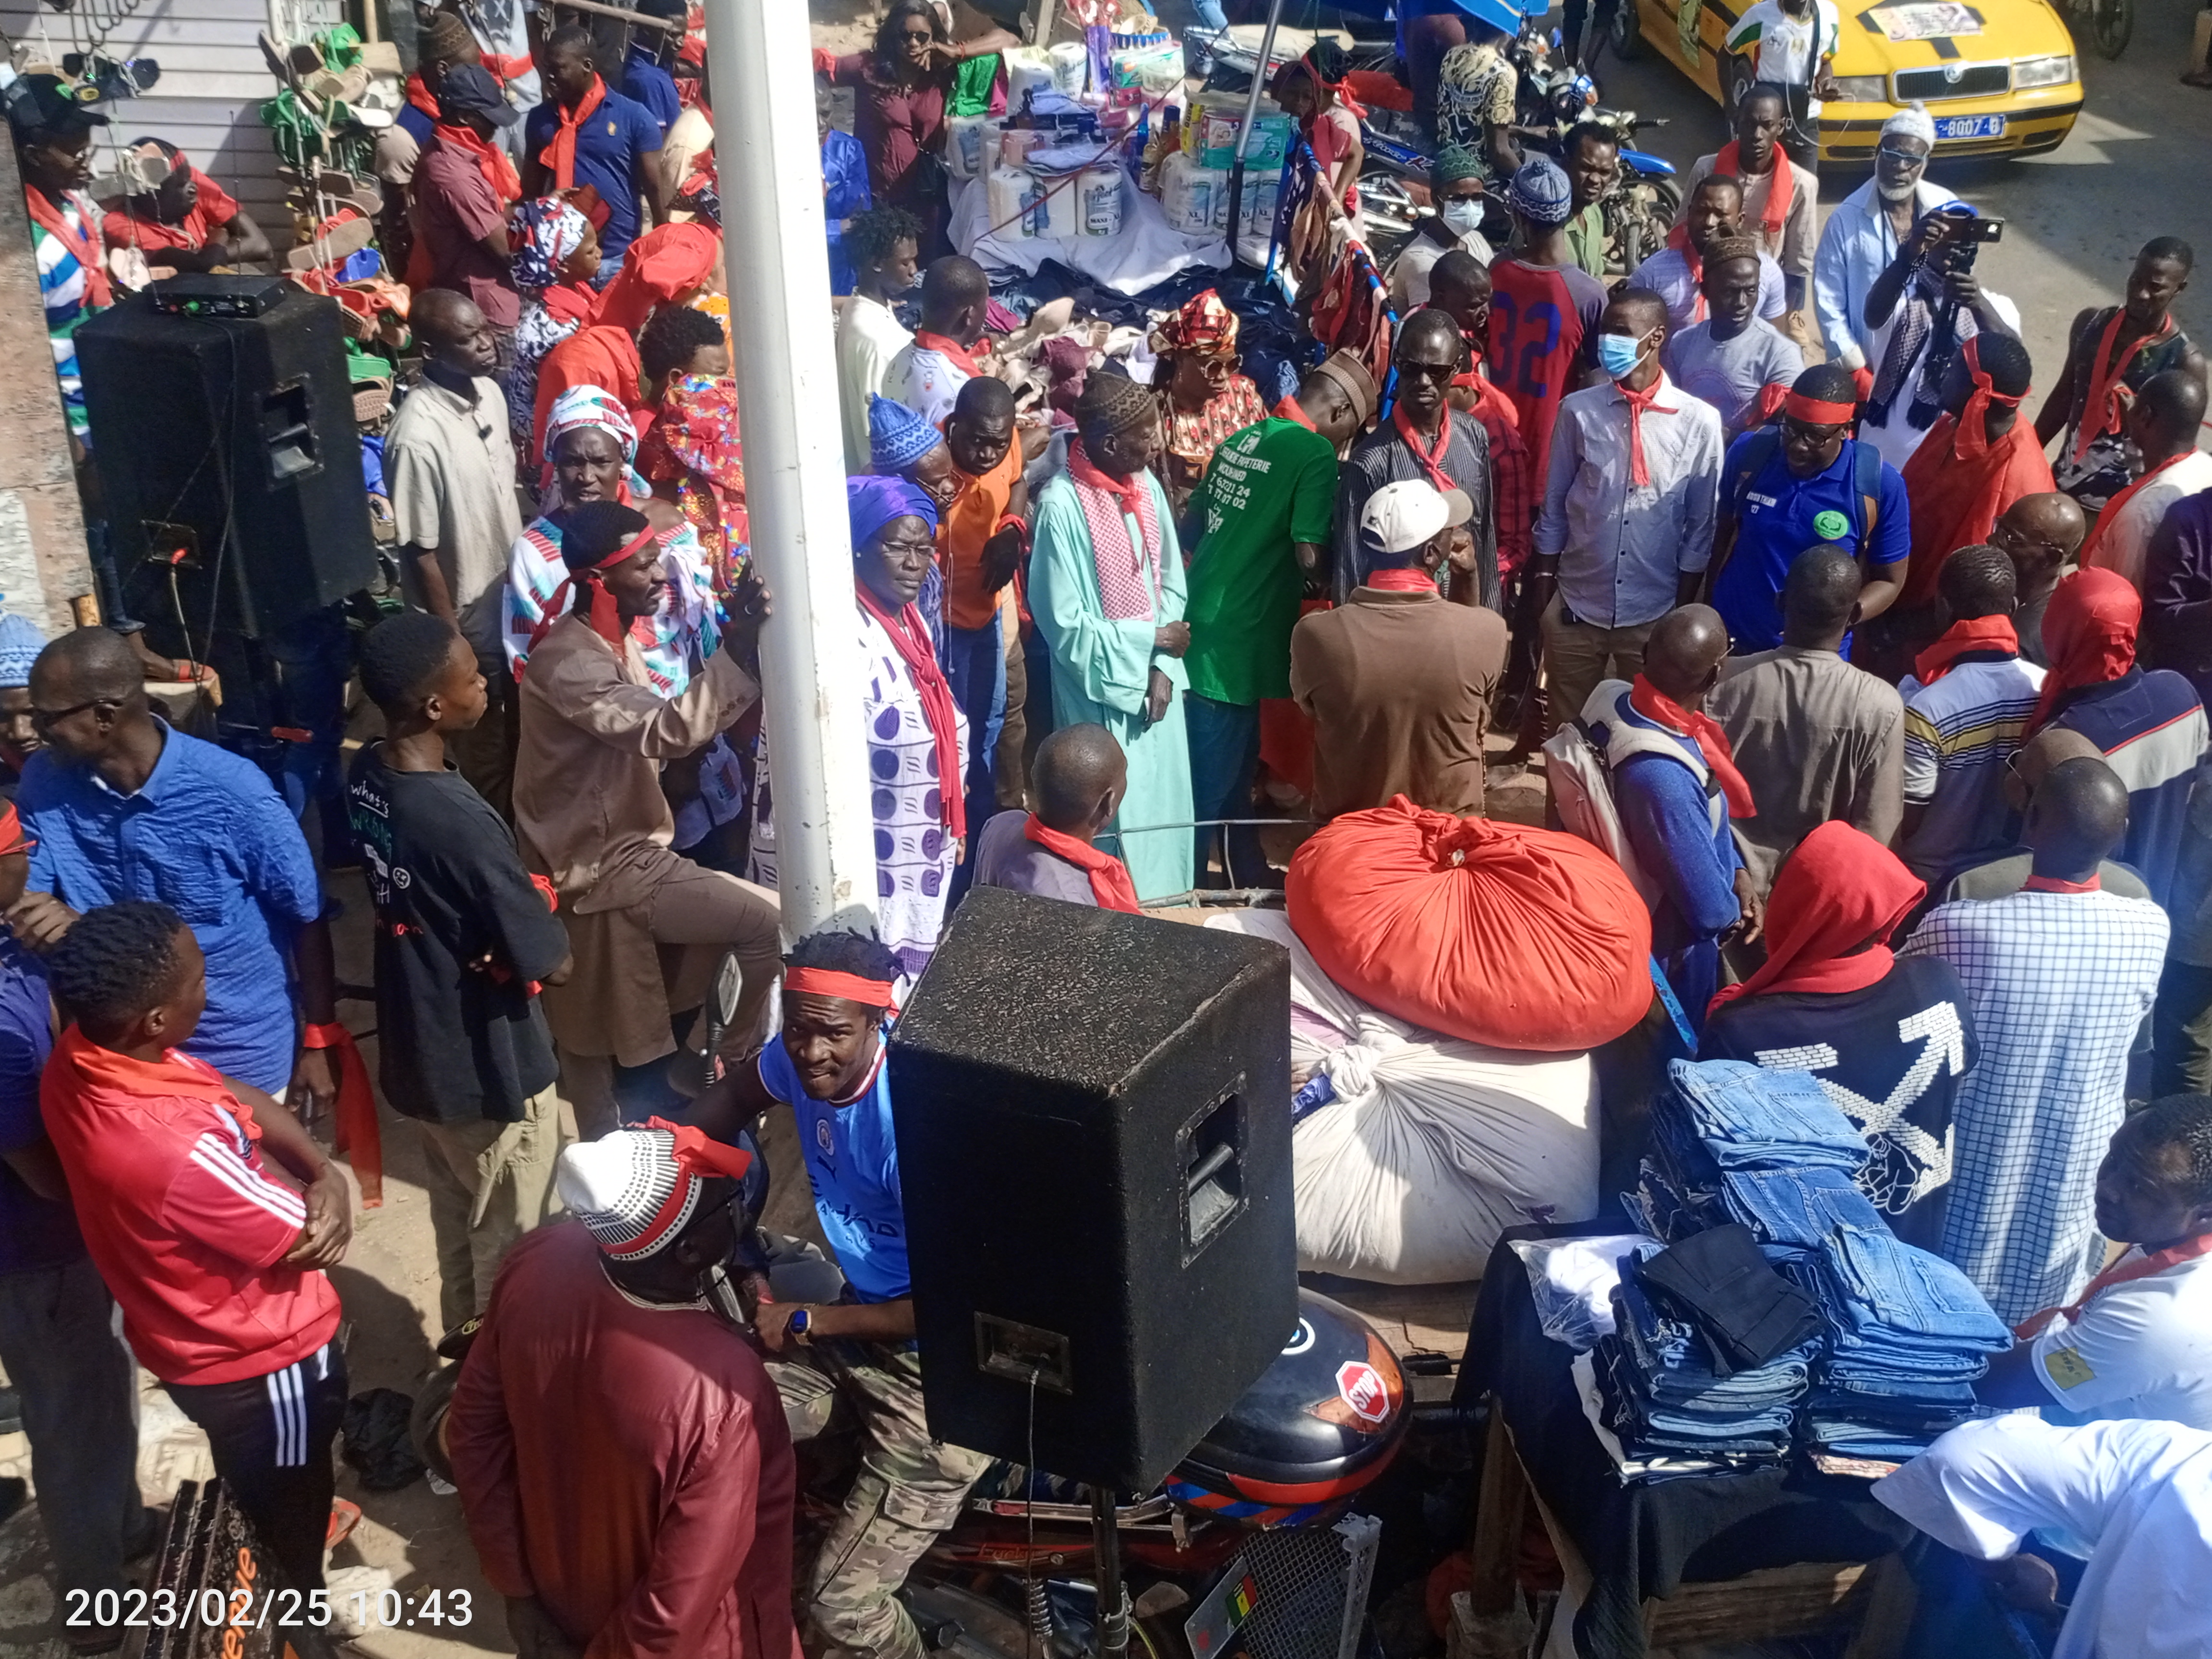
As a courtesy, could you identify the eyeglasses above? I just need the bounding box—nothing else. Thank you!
[876,535,938,560]
[29,697,117,730]
[1875,142,1928,164]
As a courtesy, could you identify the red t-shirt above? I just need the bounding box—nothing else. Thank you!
[101,170,240,256]
[1484,257,1609,498]
[40,1026,340,1386]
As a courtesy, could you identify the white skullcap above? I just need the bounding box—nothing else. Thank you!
[1881,104,1937,146]
[555,1120,752,1261]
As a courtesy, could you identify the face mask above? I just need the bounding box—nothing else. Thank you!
[1440,199,1485,237]
[1595,331,1647,380]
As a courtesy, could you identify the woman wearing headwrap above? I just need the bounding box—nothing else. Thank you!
[1700,820,1974,1248]
[637,322,748,590]
[590,219,722,336]
[750,477,968,979]
[1385,144,1495,312]
[505,385,722,689]
[510,498,782,1141]
[1272,42,1365,234]
[1029,372,1194,900]
[505,194,603,452]
[2032,567,2209,909]
[1150,290,1268,517]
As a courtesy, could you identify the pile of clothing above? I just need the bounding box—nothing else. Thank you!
[1614,1060,2010,1465]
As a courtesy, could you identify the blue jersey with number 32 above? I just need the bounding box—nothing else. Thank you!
[1485,257,1609,495]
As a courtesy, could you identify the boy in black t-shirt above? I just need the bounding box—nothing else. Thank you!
[348,614,574,1331]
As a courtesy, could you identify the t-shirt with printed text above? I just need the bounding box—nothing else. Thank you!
[1186,417,1340,705]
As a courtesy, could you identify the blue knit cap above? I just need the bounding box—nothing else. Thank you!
[868,394,945,474]
[1506,156,1574,228]
[0,613,47,689]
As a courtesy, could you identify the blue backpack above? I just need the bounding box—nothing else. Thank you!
[1725,428,1885,560]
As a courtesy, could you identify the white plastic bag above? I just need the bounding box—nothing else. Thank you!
[1206,911,1601,1285]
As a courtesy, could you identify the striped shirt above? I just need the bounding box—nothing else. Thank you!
[30,188,103,439]
[1898,652,2046,886]
[1902,890,2168,1326]
[2051,667,2210,914]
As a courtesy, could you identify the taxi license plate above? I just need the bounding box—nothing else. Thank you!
[1934,114,2007,139]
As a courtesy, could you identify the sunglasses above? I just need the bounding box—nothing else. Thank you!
[29,696,118,729]
[1875,143,1928,164]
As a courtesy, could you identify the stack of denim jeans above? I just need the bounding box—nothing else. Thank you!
[1593,1262,1811,1464]
[1618,1061,2010,1463]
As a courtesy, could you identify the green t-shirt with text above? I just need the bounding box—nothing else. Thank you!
[1183,417,1339,706]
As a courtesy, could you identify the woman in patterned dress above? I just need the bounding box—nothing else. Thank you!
[1151,289,1268,518]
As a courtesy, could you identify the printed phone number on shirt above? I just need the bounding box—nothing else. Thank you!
[66,1586,475,1630]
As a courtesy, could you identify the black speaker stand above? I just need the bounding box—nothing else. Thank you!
[1092,1486,1129,1659]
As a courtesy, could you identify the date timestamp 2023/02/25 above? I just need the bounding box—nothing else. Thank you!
[66,1585,475,1631]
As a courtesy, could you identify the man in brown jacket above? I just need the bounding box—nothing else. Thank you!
[1291,480,1509,819]
[513,501,779,1138]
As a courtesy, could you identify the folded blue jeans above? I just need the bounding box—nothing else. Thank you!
[1664,1059,1870,1173]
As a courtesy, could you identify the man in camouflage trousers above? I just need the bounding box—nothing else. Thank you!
[688,929,987,1659]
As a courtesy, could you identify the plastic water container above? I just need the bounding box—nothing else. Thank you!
[1049,41,1090,95]
[945,113,995,182]
[1160,150,1220,238]
[1005,46,1055,106]
[1077,164,1123,237]
[986,165,1047,240]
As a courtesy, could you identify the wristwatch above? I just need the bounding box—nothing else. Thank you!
[788,1307,814,1346]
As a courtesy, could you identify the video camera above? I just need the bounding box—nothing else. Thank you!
[1929,202,2005,272]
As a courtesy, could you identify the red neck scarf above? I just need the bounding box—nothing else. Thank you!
[2029,567,2140,733]
[26,186,110,308]
[1913,613,2019,686]
[541,74,608,193]
[1366,567,1437,592]
[1708,821,1922,1016]
[856,588,967,842]
[1391,403,1457,495]
[1067,437,1148,517]
[53,1023,237,1105]
[1629,675,1756,819]
[1274,394,1317,432]
[1665,222,1707,323]
[1616,373,1677,489]
[2024,871,2102,894]
[2014,1231,2212,1339]
[541,280,598,325]
[432,120,521,204]
[529,523,659,660]
[2080,449,2195,570]
[1022,816,1142,912]
[914,329,982,379]
[1954,334,2025,461]
[2073,309,2177,467]
[404,70,442,119]
[1715,140,1791,239]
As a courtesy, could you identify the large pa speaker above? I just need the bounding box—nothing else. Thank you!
[889,887,1296,1490]
[77,280,377,640]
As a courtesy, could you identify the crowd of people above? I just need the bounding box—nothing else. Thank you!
[6,0,2212,1654]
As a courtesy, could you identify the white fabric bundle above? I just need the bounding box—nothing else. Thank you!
[1206,910,1600,1285]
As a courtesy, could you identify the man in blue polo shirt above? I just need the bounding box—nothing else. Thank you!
[686,927,988,1659]
[1707,361,1911,654]
[619,0,685,141]
[522,25,668,278]
[9,629,339,1113]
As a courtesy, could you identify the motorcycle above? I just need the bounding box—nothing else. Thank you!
[1508,24,1682,271]
[410,1132,1422,1659]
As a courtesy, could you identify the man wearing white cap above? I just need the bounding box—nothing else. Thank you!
[1292,478,1508,819]
[445,1123,800,1659]
[1811,105,1959,383]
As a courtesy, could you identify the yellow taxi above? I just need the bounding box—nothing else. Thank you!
[1607,0,2085,162]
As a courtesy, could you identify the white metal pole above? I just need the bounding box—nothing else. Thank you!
[702,0,879,941]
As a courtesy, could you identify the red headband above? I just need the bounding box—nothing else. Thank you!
[1784,392,1857,425]
[785,966,899,1011]
[600,1118,755,1261]
[527,524,662,662]
[1956,334,2027,460]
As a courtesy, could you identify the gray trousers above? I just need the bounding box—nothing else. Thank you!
[0,1257,146,1602]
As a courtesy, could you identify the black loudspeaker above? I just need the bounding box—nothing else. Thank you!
[888,887,1297,1490]
[77,280,377,640]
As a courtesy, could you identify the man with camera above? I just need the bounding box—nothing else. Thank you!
[1859,200,2023,475]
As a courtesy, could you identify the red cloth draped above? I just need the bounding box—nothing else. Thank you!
[856,589,967,841]
[1022,816,1142,912]
[301,1022,382,1207]
[2029,568,2140,734]
[1616,376,1677,490]
[1391,404,1458,496]
[1707,821,1923,1016]
[2080,450,2193,572]
[1912,614,2020,686]
[590,221,721,335]
[431,120,522,204]
[1716,140,1791,239]
[25,186,111,308]
[1953,335,2026,462]
[2072,310,2177,468]
[1896,414,2056,608]
[912,329,982,379]
[1628,676,1756,819]
[531,327,648,458]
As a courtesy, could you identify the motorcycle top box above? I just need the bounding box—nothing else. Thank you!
[1165,1289,1410,1528]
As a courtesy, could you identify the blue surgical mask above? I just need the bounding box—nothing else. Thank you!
[1596,331,1647,380]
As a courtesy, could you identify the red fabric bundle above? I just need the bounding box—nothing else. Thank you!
[1286,797,1654,1052]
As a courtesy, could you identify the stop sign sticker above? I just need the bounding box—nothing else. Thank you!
[1335,1360,1390,1425]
